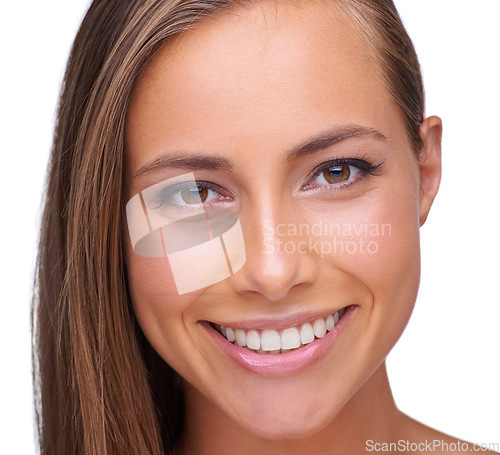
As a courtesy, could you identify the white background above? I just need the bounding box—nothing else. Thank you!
[0,1,498,453]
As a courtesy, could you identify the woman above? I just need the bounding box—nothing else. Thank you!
[32,0,496,454]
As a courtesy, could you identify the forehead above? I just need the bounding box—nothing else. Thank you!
[125,0,402,174]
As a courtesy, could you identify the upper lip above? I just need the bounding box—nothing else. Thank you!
[203,305,352,331]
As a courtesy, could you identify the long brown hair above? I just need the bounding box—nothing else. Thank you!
[32,1,424,453]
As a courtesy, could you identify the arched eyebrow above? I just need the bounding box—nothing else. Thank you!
[134,124,387,178]
[284,124,387,163]
[135,155,231,177]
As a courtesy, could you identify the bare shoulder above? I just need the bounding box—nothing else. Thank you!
[399,413,500,455]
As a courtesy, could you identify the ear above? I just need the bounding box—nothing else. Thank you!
[418,115,442,226]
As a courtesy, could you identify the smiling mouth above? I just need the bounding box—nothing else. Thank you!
[209,306,351,354]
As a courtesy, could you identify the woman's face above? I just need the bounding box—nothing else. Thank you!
[124,1,441,440]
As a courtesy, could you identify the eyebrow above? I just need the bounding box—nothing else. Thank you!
[135,154,232,177]
[134,124,387,178]
[284,124,387,163]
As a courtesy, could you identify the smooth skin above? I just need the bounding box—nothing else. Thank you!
[122,2,487,454]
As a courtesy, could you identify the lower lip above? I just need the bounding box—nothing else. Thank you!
[200,305,356,378]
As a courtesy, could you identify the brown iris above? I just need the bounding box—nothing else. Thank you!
[180,186,208,204]
[323,164,350,184]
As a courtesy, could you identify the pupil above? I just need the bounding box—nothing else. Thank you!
[330,166,342,177]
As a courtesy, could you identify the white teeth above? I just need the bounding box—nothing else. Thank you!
[326,314,335,332]
[225,327,236,342]
[235,329,246,347]
[281,328,301,350]
[246,330,261,350]
[261,330,281,351]
[313,318,327,338]
[299,323,315,344]
[215,307,348,354]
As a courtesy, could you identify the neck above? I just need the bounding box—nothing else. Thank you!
[176,362,406,455]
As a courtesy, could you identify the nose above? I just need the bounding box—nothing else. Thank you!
[228,211,319,302]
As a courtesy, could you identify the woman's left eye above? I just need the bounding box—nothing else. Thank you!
[306,158,383,190]
[315,164,360,185]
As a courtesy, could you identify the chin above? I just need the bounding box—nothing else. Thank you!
[228,387,344,441]
[242,413,333,441]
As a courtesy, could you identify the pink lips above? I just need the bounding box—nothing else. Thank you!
[200,305,356,377]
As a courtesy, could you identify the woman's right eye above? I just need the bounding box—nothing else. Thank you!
[175,185,216,205]
[152,181,231,213]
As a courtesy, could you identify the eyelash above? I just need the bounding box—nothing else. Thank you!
[152,157,384,210]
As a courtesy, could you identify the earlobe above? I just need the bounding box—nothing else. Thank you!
[418,115,443,226]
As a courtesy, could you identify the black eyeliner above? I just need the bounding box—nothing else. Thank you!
[300,155,385,192]
[311,157,384,179]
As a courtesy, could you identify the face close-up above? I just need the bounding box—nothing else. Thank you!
[123,0,441,448]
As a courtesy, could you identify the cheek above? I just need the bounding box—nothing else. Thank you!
[126,254,177,300]
[124,240,198,371]
[305,184,421,350]
[356,191,421,310]
[333,187,421,350]
[358,192,421,359]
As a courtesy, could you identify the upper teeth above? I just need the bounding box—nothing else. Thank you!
[214,307,346,354]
